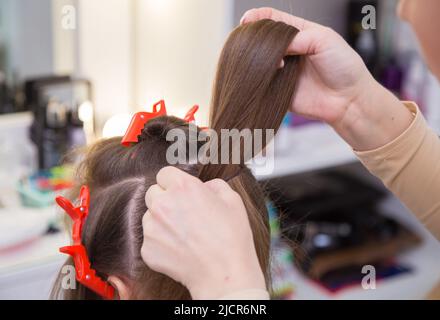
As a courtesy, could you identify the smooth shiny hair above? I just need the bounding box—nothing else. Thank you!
[51,19,301,299]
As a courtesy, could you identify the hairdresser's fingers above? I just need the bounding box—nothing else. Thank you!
[204,178,230,193]
[156,166,202,190]
[240,8,328,56]
[145,184,165,208]
[279,59,285,69]
[240,7,317,30]
[142,210,155,237]
[143,209,171,239]
[285,27,328,55]
[205,179,243,211]
[141,240,181,281]
[205,179,232,203]
[204,178,241,205]
[141,220,183,280]
[142,208,191,281]
[143,209,181,246]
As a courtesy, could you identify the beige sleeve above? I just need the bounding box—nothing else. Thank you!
[218,289,270,300]
[355,102,440,240]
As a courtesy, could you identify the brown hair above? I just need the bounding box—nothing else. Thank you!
[51,19,301,300]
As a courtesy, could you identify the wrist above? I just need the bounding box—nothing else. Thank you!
[331,77,413,151]
[188,254,266,300]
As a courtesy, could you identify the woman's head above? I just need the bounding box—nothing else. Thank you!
[51,19,301,299]
[53,117,202,299]
[52,116,272,300]
[398,0,440,79]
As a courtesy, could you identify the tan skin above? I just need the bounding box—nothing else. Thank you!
[141,1,440,299]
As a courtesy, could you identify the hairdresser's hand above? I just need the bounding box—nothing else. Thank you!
[241,7,413,151]
[141,166,266,300]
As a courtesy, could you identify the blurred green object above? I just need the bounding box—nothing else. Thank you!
[267,200,297,299]
[271,243,296,300]
[267,201,280,239]
[16,181,54,207]
[16,165,74,208]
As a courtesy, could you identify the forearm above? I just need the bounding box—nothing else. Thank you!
[355,102,440,240]
[331,76,440,239]
[189,267,267,300]
[332,77,414,152]
[188,249,268,300]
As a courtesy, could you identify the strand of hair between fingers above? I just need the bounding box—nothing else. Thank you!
[165,125,275,166]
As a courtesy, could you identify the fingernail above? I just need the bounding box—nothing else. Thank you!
[240,14,247,25]
[278,59,285,69]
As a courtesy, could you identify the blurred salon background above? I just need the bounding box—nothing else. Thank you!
[1,0,440,299]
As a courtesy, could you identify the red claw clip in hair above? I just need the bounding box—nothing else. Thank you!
[184,105,199,123]
[56,186,115,300]
[121,100,167,147]
[121,100,201,147]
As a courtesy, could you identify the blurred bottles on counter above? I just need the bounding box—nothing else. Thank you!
[16,165,74,208]
[347,0,379,74]
[347,0,440,133]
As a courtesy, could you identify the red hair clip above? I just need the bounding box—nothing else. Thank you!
[121,100,200,147]
[183,105,199,123]
[121,100,167,147]
[56,186,115,300]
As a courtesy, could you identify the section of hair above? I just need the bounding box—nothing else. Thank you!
[199,19,301,181]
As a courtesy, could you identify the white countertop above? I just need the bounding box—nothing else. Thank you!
[252,123,357,180]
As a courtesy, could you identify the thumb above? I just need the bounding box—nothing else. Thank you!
[286,27,322,56]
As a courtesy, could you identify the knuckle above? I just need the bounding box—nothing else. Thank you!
[157,165,179,183]
[175,175,200,194]
[145,184,159,201]
[206,178,233,195]
[158,166,175,176]
[149,198,169,216]
[171,176,188,191]
[210,178,229,190]
[182,178,199,193]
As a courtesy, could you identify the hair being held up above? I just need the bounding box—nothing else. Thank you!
[201,19,302,180]
[51,19,302,300]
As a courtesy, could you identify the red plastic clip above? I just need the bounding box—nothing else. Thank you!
[184,105,199,123]
[56,186,115,300]
[121,100,167,147]
[121,100,201,147]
